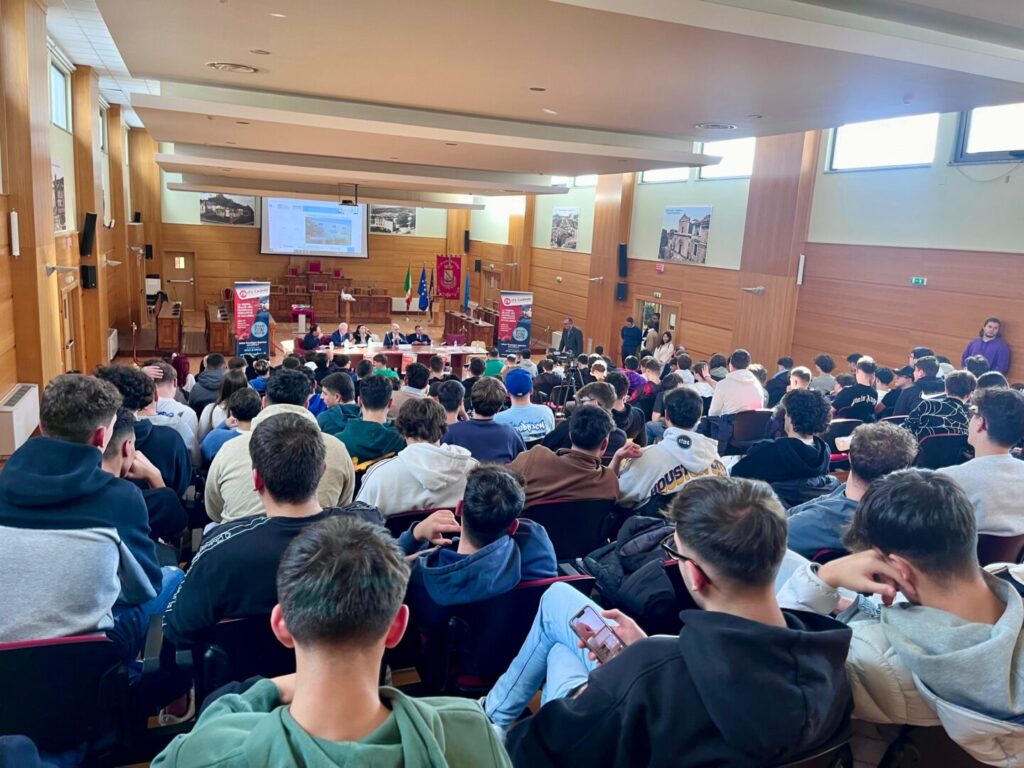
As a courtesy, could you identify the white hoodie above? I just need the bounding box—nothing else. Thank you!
[617,427,727,508]
[357,442,478,517]
[708,369,765,416]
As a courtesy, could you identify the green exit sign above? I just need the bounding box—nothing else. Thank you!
[910,277,928,286]
[652,291,662,299]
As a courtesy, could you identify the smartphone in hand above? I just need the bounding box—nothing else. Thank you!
[570,605,625,664]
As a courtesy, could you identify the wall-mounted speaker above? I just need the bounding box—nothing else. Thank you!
[80,264,97,289]
[145,244,154,260]
[79,212,97,257]
[616,282,627,301]
[618,243,628,277]
[132,211,142,223]
[464,229,471,253]
[474,259,482,273]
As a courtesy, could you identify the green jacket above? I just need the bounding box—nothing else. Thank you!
[152,678,510,768]
[317,402,362,438]
[483,359,505,377]
[338,418,406,466]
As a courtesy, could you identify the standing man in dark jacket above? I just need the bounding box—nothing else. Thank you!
[619,317,643,366]
[558,317,584,360]
[188,354,227,417]
[893,355,945,417]
[484,474,852,766]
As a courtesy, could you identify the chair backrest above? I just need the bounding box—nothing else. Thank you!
[384,508,446,538]
[445,333,468,346]
[531,389,549,405]
[728,409,774,450]
[977,533,1024,566]
[0,635,128,753]
[878,725,987,768]
[197,617,295,705]
[823,419,863,453]
[307,260,322,274]
[915,433,971,470]
[881,415,906,427]
[548,385,573,408]
[523,497,616,561]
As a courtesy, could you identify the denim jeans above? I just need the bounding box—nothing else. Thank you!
[107,565,185,663]
[484,582,616,728]
[646,419,666,444]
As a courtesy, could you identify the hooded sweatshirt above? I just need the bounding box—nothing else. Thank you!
[189,368,226,418]
[708,368,766,416]
[152,678,510,768]
[133,418,192,499]
[356,443,478,516]
[0,437,161,642]
[505,608,853,768]
[509,446,619,507]
[316,402,362,438]
[731,436,831,484]
[338,418,407,466]
[617,427,728,508]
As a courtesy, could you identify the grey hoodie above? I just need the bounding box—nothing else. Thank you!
[616,426,727,508]
[357,443,478,517]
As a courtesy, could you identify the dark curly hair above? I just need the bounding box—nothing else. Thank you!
[41,374,122,444]
[394,397,448,443]
[94,365,155,411]
[781,388,832,436]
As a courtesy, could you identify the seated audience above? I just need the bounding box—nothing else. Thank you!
[517,350,539,377]
[766,356,793,408]
[617,388,727,509]
[494,369,556,442]
[250,358,270,394]
[541,382,627,461]
[358,399,478,516]
[145,359,200,465]
[206,369,355,523]
[846,352,864,374]
[316,372,361,438]
[904,369,976,440]
[565,354,593,390]
[831,356,879,422]
[201,388,262,465]
[510,404,626,506]
[779,469,1024,766]
[485,475,853,766]
[893,355,944,416]
[301,323,322,351]
[462,356,486,407]
[197,370,250,442]
[371,353,400,380]
[189,353,227,417]
[483,347,505,377]
[790,366,812,390]
[407,324,431,345]
[590,359,608,381]
[707,349,765,416]
[964,354,991,378]
[872,367,895,415]
[303,351,318,371]
[354,358,374,382]
[673,353,696,386]
[96,365,191,499]
[443,377,525,463]
[428,355,457,385]
[383,322,407,347]
[626,357,662,417]
[388,362,430,419]
[977,370,1010,390]
[532,358,562,398]
[0,375,174,660]
[732,388,832,483]
[938,387,1024,535]
[163,413,382,649]
[909,346,935,365]
[811,354,837,394]
[153,517,505,767]
[329,321,350,346]
[645,373,683,444]
[336,374,406,466]
[312,352,331,386]
[787,422,918,558]
[707,353,729,381]
[606,371,647,446]
[748,363,769,403]
[435,379,466,425]
[688,361,716,398]
[621,355,646,394]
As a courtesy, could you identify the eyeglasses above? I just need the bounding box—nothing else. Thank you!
[660,534,711,583]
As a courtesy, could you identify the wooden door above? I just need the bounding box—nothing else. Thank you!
[481,267,502,310]
[60,286,84,372]
[164,251,196,310]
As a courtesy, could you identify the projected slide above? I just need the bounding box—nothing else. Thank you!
[261,198,368,258]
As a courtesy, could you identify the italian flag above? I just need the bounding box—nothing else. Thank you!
[403,264,412,310]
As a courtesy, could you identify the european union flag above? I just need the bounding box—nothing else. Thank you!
[417,266,429,311]
[463,272,470,312]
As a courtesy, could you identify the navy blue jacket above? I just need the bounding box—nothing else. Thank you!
[620,325,643,353]
[134,419,191,499]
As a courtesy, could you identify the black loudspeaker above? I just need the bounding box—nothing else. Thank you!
[618,243,628,277]
[79,212,97,256]
[474,259,481,273]
[145,244,154,260]
[80,264,97,289]
[132,211,142,223]
[464,229,471,253]
[616,282,627,301]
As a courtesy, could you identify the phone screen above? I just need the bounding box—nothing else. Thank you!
[570,605,625,664]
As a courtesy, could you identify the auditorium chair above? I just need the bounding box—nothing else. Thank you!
[523,497,616,561]
[977,533,1024,566]
[384,508,447,538]
[307,260,322,274]
[881,415,907,427]
[824,418,863,470]
[548,385,573,411]
[915,433,972,470]
[193,616,295,707]
[725,408,774,455]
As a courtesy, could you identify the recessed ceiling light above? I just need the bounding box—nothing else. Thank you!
[746,114,763,120]
[529,86,546,92]
[206,62,259,74]
[269,12,286,18]
[249,49,271,55]
[695,122,738,131]
[445,142,458,147]
[542,108,558,115]
[225,141,236,144]
[235,120,250,125]
[388,156,398,160]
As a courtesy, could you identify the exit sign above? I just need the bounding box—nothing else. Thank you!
[910,277,928,286]
[652,291,662,299]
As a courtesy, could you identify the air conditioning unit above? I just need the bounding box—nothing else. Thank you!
[390,297,426,314]
[0,383,40,456]
[107,328,119,362]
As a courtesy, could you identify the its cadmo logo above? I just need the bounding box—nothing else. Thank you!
[239,290,248,299]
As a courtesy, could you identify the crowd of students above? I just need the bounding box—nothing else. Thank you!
[3,319,1024,768]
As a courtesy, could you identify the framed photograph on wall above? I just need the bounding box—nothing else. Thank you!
[658,206,712,264]
[550,206,579,250]
[369,205,417,235]
[199,193,257,226]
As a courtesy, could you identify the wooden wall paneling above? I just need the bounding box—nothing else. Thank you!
[586,173,633,352]
[0,195,15,394]
[106,105,132,331]
[1,0,64,386]
[528,248,590,346]
[445,209,468,256]
[468,240,510,307]
[126,223,146,327]
[508,197,534,292]
[531,246,593,274]
[732,273,799,366]
[128,128,161,324]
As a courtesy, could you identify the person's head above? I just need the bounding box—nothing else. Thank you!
[910,347,934,365]
[567,404,614,455]
[522,349,533,361]
[250,412,325,506]
[813,354,835,375]
[504,368,533,401]
[844,469,978,597]
[337,321,349,335]
[662,388,703,430]
[205,353,227,371]
[354,359,374,379]
[469,357,486,377]
[777,356,794,371]
[977,371,1009,390]
[282,356,301,370]
[372,353,388,370]
[642,357,662,380]
[563,317,574,331]
[590,360,607,380]
[964,355,990,378]
[146,359,179,397]
[435,380,465,414]
[356,323,369,337]
[265,368,311,407]
[575,382,616,412]
[789,366,812,390]
[253,359,270,378]
[970,387,1024,450]
[228,356,247,372]
[470,376,507,417]
[675,353,692,373]
[272,517,411,657]
[404,363,430,391]
[748,363,767,387]
[428,355,445,376]
[170,354,191,388]
[226,387,262,425]
[856,356,877,384]
[624,356,639,371]
[847,422,918,488]
[893,366,915,389]
[395,397,447,444]
[625,316,635,327]
[460,466,527,548]
[846,352,863,372]
[42,374,123,450]
[834,373,855,392]
[414,324,423,335]
[914,355,939,380]
[216,370,250,406]
[944,370,977,401]
[487,347,499,359]
[307,323,320,337]
[357,374,393,413]
[663,476,786,604]
[781,388,831,437]
[95,365,156,412]
[875,367,894,388]
[660,331,672,346]
[390,322,401,334]
[304,351,317,364]
[538,358,553,374]
[980,317,1002,340]
[728,349,750,371]
[576,354,589,369]
[605,371,629,402]
[660,373,683,392]
[313,352,328,370]
[320,373,355,408]
[101,408,137,474]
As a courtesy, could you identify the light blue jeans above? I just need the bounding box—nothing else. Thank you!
[646,419,666,444]
[484,582,616,728]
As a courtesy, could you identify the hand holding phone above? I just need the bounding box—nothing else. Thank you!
[570,606,625,664]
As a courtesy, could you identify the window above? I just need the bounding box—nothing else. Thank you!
[49,63,71,131]
[573,174,598,187]
[550,175,573,187]
[829,113,939,171]
[698,137,756,179]
[954,103,1024,164]
[640,167,690,183]
[99,108,108,152]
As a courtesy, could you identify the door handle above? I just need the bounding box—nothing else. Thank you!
[168,278,194,284]
[65,339,75,350]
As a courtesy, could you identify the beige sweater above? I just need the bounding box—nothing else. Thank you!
[205,404,355,523]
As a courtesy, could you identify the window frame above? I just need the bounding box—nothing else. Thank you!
[696,137,756,181]
[639,167,691,184]
[952,106,1024,165]
[49,60,72,132]
[826,113,940,173]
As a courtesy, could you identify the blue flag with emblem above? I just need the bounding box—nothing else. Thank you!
[463,272,470,312]
[417,265,429,311]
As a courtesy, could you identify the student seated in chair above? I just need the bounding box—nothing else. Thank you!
[144,359,200,466]
[483,475,853,766]
[831,356,879,422]
[903,369,976,441]
[707,348,765,417]
[153,517,508,767]
[201,388,262,465]
[398,466,557,626]
[315,372,361,438]
[494,369,556,442]
[443,376,525,463]
[778,469,1024,766]
[337,374,406,465]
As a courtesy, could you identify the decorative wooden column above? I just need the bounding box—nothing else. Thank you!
[587,173,635,353]
[507,195,534,293]
[106,105,139,332]
[128,127,162,325]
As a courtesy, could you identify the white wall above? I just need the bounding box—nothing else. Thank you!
[808,112,1024,252]
[469,195,524,244]
[532,185,596,253]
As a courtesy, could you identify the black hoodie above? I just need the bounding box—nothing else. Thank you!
[133,419,191,499]
[189,368,226,418]
[505,609,852,768]
[730,436,831,484]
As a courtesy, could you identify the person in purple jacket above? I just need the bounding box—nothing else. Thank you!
[962,316,1011,375]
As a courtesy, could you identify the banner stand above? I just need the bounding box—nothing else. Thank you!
[497,291,533,357]
[234,281,272,357]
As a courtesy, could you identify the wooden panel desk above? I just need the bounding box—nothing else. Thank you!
[311,291,340,324]
[351,294,391,324]
[157,301,183,351]
[206,305,232,354]
[444,311,494,347]
[270,291,292,321]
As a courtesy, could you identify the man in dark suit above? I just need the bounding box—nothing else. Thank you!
[558,317,584,359]
[407,324,431,345]
[765,356,793,408]
[383,322,408,347]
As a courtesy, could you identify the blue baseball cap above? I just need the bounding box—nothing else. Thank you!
[505,368,534,397]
